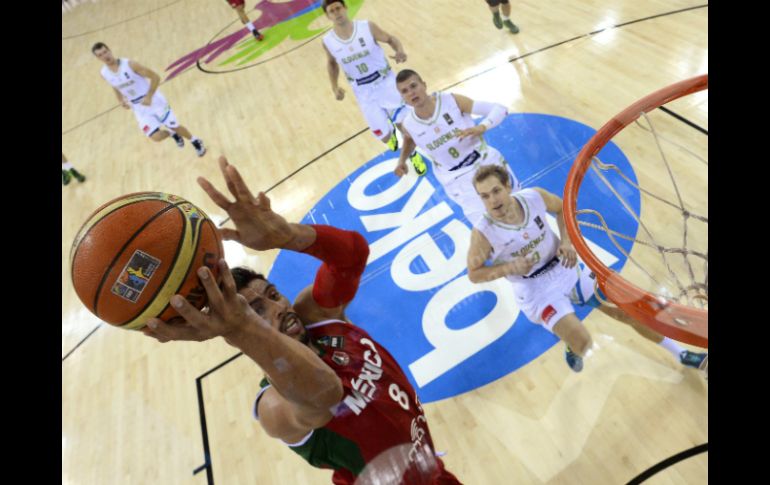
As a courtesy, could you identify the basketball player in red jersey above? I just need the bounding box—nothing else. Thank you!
[224,0,265,41]
[142,157,462,484]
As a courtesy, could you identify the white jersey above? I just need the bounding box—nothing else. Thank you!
[323,20,391,87]
[402,92,505,187]
[100,58,150,104]
[477,189,561,287]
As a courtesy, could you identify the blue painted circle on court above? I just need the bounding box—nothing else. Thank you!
[268,113,640,403]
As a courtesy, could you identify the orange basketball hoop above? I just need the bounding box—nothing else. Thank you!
[564,75,708,348]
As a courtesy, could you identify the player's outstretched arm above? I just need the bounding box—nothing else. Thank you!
[198,156,317,252]
[453,94,508,141]
[198,156,370,322]
[142,259,343,442]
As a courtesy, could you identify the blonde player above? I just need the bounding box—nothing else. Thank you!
[467,165,708,373]
[92,42,206,157]
[322,0,423,169]
[394,69,520,225]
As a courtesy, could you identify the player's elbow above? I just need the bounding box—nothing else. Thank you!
[344,230,370,271]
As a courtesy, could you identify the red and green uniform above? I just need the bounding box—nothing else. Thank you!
[254,320,461,484]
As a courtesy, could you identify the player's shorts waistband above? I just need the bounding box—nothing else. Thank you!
[448,150,481,172]
[524,256,560,279]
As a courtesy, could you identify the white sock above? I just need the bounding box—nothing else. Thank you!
[502,15,510,21]
[62,162,74,170]
[660,337,685,359]
[245,22,256,33]
[191,136,200,143]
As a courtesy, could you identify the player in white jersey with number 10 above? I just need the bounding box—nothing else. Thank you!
[467,165,708,373]
[322,0,423,169]
[394,69,521,225]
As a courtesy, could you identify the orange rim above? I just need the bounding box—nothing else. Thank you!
[564,74,708,348]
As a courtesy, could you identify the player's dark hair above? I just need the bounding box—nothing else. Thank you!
[91,42,109,54]
[396,69,423,84]
[231,266,267,291]
[322,0,346,12]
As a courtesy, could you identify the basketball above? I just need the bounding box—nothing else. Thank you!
[70,192,225,330]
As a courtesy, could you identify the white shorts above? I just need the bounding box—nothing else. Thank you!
[511,262,600,333]
[351,70,406,140]
[441,153,521,226]
[131,91,179,137]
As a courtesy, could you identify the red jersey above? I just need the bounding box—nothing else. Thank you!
[255,320,461,485]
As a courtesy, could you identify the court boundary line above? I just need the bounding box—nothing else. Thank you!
[625,443,708,484]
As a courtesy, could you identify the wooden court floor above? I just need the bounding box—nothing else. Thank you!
[62,1,708,483]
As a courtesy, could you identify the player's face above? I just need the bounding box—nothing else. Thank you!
[397,76,428,107]
[94,47,115,64]
[239,278,308,343]
[475,176,513,219]
[325,2,348,24]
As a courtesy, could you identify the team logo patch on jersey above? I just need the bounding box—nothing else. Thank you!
[434,126,441,134]
[111,250,161,303]
[541,305,557,324]
[142,125,150,133]
[523,232,529,240]
[535,216,544,229]
[373,129,383,137]
[318,335,346,349]
[332,351,350,366]
[359,37,366,47]
[443,113,454,125]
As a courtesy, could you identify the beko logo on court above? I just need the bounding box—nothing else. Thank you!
[164,0,366,80]
[269,114,639,402]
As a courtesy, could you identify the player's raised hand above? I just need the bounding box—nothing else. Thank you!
[390,50,407,63]
[142,259,265,343]
[198,156,295,251]
[558,242,578,268]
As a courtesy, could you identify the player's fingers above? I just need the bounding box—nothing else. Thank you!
[197,176,233,210]
[144,317,200,342]
[225,164,257,203]
[195,266,226,311]
[219,228,241,242]
[168,292,212,330]
[216,259,238,300]
[255,191,272,211]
